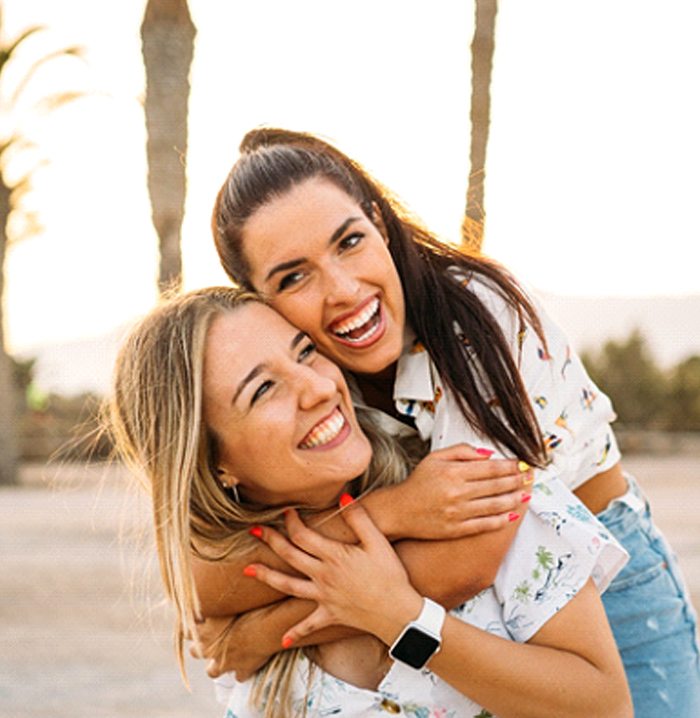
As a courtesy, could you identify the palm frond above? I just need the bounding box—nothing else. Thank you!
[34,89,84,113]
[7,208,43,244]
[8,45,84,106]
[0,26,45,70]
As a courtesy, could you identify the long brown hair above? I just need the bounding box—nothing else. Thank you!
[106,286,422,717]
[212,129,547,466]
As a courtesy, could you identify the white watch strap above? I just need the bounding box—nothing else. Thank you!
[414,597,446,636]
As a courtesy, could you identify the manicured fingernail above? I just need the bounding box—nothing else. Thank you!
[521,493,532,503]
[476,448,494,457]
[508,512,520,522]
[339,493,354,507]
[281,636,294,649]
[523,473,535,486]
[517,461,531,473]
[242,565,257,578]
[249,526,263,539]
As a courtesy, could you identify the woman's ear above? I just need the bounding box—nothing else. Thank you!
[369,201,389,244]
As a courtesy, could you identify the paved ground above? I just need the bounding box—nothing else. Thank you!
[1,456,698,717]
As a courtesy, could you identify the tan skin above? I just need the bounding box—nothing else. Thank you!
[243,504,632,717]
[192,449,534,680]
[193,178,629,678]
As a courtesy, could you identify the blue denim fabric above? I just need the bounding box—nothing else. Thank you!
[597,476,700,716]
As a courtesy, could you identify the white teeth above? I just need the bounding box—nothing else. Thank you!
[332,299,380,337]
[299,409,346,449]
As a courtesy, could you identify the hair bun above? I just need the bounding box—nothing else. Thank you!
[239,127,344,156]
[239,127,310,153]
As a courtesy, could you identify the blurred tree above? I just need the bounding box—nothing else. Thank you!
[581,329,667,428]
[140,0,196,295]
[463,0,498,252]
[664,356,700,431]
[0,8,82,484]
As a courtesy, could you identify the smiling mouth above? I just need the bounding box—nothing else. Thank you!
[299,407,347,449]
[330,298,382,344]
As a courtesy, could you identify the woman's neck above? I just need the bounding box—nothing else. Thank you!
[353,364,397,417]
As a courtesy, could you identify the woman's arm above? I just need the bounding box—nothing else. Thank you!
[250,504,632,718]
[193,446,532,616]
[193,521,525,680]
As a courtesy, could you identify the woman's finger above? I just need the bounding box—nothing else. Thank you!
[206,658,222,679]
[252,522,321,576]
[284,508,350,560]
[454,488,531,518]
[337,498,390,549]
[281,607,334,648]
[462,471,531,497]
[247,562,319,601]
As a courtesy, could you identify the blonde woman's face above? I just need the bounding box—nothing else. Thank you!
[203,303,372,507]
[241,178,406,376]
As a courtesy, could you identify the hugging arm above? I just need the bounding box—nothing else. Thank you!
[193,446,531,617]
[192,448,532,677]
[249,506,633,718]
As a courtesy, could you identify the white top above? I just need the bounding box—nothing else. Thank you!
[215,274,629,717]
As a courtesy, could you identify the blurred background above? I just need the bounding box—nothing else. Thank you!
[1,1,698,716]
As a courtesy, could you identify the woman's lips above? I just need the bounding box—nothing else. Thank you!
[328,297,385,348]
[298,407,349,449]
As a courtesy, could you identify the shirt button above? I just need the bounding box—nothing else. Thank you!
[380,698,401,713]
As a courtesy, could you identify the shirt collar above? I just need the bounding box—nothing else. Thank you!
[393,327,435,405]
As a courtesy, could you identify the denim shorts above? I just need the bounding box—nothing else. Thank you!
[597,474,700,716]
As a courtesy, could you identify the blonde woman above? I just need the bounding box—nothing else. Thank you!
[108,286,631,717]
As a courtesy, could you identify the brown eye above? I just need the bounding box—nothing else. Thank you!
[278,270,306,292]
[338,233,363,252]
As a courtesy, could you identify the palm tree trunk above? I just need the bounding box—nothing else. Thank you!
[0,175,19,485]
[140,0,196,295]
[463,0,498,252]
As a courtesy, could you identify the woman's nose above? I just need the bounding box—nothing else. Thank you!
[323,263,361,306]
[296,364,337,410]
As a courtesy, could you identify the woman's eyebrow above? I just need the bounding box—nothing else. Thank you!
[232,365,264,405]
[263,216,363,283]
[231,332,307,404]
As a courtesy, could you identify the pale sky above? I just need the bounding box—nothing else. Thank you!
[3,0,699,354]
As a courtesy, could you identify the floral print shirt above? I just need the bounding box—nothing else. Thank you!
[215,274,629,717]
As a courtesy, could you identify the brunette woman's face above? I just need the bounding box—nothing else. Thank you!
[202,303,372,507]
[240,178,406,376]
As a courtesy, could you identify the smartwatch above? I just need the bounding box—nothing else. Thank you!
[389,597,445,670]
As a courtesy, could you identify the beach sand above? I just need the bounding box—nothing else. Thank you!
[1,456,698,717]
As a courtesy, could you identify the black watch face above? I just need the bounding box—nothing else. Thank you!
[390,627,440,669]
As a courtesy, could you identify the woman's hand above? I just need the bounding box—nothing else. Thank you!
[378,444,533,540]
[248,501,423,649]
[191,608,282,680]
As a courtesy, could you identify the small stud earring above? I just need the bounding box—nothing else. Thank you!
[217,469,240,503]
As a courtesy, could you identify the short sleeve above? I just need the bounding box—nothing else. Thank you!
[492,477,629,643]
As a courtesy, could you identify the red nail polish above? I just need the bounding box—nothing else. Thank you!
[521,493,532,503]
[249,526,263,539]
[242,565,257,578]
[281,636,294,649]
[339,493,354,507]
[508,512,520,522]
[476,447,494,457]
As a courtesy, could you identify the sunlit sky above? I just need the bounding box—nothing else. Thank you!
[3,0,699,354]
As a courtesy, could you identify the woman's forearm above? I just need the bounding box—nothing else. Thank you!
[194,487,524,616]
[368,581,632,718]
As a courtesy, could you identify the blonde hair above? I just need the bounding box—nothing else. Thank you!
[106,286,423,718]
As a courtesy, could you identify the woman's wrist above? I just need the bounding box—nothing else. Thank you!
[366,589,424,646]
[360,485,404,541]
